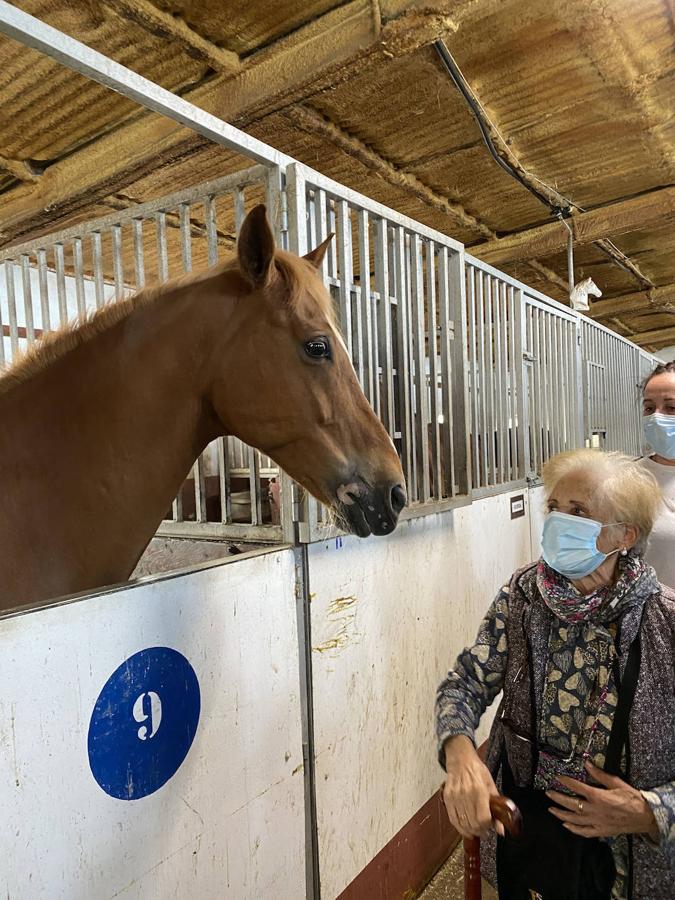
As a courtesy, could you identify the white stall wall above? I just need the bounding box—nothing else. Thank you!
[309,489,540,900]
[0,549,305,900]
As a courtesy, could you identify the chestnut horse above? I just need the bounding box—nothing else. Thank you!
[0,205,406,610]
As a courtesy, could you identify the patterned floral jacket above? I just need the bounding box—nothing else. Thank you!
[435,563,675,900]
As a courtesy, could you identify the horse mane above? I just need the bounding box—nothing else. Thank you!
[0,249,336,395]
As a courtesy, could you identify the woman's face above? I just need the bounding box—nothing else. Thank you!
[546,469,621,554]
[643,372,675,416]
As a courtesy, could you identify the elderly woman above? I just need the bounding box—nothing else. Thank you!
[436,449,675,899]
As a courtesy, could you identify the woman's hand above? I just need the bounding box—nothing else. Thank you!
[442,735,504,838]
[546,761,660,840]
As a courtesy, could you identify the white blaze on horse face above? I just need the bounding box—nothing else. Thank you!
[330,323,398,455]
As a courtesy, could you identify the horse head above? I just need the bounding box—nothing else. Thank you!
[570,277,602,311]
[209,205,406,537]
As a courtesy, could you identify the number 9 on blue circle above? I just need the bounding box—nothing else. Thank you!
[88,647,201,800]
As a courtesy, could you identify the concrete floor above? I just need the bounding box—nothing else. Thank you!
[419,843,497,900]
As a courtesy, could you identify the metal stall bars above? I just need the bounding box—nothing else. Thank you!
[0,165,295,544]
[286,162,472,542]
[465,255,582,494]
[580,316,649,456]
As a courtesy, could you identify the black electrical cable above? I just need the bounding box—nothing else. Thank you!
[434,39,652,288]
[433,40,569,217]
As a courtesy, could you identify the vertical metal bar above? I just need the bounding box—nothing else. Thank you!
[336,199,353,357]
[326,199,337,281]
[555,317,565,450]
[285,163,316,543]
[20,254,36,343]
[575,319,584,447]
[567,229,575,296]
[314,189,329,283]
[293,543,322,900]
[393,225,412,496]
[171,492,183,522]
[551,317,561,451]
[5,260,19,357]
[266,164,285,247]
[37,248,50,333]
[485,275,496,484]
[206,196,219,264]
[54,243,68,326]
[506,285,517,479]
[560,319,571,450]
[179,203,192,273]
[438,247,454,495]
[545,313,555,455]
[541,312,551,461]
[217,437,231,524]
[131,220,145,290]
[72,238,86,318]
[374,218,394,435]
[248,447,262,526]
[410,234,430,502]
[492,278,504,483]
[513,289,528,478]
[234,188,246,235]
[154,214,168,284]
[357,209,373,402]
[531,305,543,472]
[92,231,106,306]
[476,270,488,486]
[0,273,5,366]
[467,266,480,487]
[446,248,471,496]
[112,224,125,299]
[193,456,207,523]
[427,244,442,499]
[499,282,510,481]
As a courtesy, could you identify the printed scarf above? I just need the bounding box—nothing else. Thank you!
[533,554,658,790]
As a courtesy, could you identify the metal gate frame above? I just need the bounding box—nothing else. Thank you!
[0,1,657,546]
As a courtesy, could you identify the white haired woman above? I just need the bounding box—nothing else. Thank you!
[436,449,675,899]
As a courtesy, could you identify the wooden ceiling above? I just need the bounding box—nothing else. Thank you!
[1,0,674,348]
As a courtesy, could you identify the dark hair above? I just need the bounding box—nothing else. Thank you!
[641,361,675,393]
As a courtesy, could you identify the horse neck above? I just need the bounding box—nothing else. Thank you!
[0,276,237,606]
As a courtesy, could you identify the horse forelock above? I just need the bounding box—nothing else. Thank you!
[272,250,337,329]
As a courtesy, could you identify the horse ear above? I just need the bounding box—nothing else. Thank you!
[237,204,275,286]
[303,234,334,270]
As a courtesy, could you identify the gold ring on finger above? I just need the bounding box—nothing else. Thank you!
[577,799,584,814]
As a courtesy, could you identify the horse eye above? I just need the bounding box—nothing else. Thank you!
[304,339,331,360]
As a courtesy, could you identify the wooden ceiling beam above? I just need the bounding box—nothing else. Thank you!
[101,0,240,73]
[471,186,675,267]
[628,326,675,348]
[0,0,458,246]
[588,283,675,320]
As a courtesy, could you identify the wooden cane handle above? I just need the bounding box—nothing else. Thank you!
[463,795,522,900]
[489,794,522,837]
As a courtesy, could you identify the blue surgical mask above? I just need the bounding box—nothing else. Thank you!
[542,511,622,579]
[643,412,675,460]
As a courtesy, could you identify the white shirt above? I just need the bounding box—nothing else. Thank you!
[642,455,675,589]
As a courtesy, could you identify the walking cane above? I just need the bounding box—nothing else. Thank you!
[464,795,522,900]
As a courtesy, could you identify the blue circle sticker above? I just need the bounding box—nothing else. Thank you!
[88,647,200,800]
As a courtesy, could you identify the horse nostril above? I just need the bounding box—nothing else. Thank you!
[390,484,407,515]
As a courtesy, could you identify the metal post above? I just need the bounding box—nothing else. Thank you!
[294,545,321,900]
[567,228,574,297]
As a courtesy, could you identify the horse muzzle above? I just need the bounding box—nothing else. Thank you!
[335,480,407,537]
